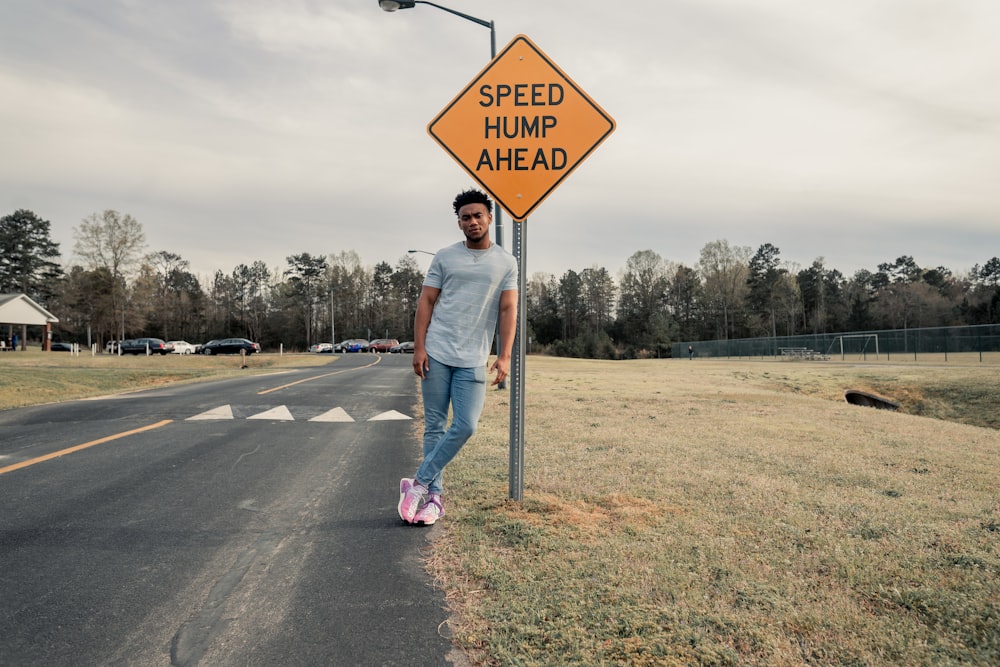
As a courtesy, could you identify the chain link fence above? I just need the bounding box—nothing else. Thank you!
[674,324,1000,362]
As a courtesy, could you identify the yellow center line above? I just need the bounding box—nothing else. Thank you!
[257,356,382,395]
[0,419,174,476]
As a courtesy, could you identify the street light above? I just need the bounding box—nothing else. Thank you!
[407,249,436,256]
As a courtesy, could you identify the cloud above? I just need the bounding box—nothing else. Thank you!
[1,0,997,281]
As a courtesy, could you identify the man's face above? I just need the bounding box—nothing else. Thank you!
[457,203,491,242]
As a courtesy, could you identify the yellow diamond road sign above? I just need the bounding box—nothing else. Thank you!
[428,35,615,221]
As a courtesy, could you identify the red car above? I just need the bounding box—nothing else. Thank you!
[368,338,399,353]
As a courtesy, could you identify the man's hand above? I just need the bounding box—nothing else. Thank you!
[489,355,511,386]
[412,285,439,381]
[413,351,429,379]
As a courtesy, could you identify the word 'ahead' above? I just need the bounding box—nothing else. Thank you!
[428,35,615,221]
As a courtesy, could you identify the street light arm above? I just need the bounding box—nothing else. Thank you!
[378,1,495,56]
[412,1,491,30]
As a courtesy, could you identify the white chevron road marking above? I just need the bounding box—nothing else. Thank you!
[185,405,413,422]
[188,405,234,420]
[309,407,355,423]
[248,406,295,421]
[368,410,412,421]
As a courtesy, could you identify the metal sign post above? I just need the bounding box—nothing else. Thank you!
[508,218,526,500]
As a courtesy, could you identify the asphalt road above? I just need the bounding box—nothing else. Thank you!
[0,353,467,666]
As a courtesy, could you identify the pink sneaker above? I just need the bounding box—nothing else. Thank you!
[397,478,427,524]
[413,494,444,526]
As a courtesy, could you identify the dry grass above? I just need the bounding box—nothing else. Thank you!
[0,349,334,410]
[428,356,1000,666]
[4,350,997,664]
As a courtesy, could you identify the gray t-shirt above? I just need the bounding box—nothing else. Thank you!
[423,241,519,368]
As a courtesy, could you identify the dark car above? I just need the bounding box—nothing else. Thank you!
[200,338,261,355]
[49,341,75,352]
[340,339,369,353]
[369,338,399,353]
[120,338,174,355]
[390,341,415,353]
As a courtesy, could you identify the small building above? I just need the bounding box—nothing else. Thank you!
[0,293,60,351]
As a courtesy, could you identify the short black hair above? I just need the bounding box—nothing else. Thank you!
[452,188,492,217]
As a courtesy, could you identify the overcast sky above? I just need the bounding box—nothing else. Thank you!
[2,1,998,283]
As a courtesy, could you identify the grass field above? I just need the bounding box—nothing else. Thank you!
[428,356,999,666]
[2,351,997,665]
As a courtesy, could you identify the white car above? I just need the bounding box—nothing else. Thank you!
[167,340,199,355]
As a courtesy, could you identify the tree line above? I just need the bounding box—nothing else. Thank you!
[2,209,999,356]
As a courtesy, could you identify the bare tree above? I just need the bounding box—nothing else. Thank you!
[390,255,425,341]
[285,253,329,346]
[328,251,372,339]
[73,210,147,341]
[146,251,189,339]
[616,250,673,353]
[698,240,750,340]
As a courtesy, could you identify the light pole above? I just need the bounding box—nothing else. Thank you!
[377,1,502,253]
[407,249,436,256]
[383,1,508,390]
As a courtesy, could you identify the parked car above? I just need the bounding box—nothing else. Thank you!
[106,340,122,353]
[49,341,75,352]
[390,341,415,353]
[200,338,261,355]
[369,338,399,353]
[168,340,199,354]
[315,342,334,353]
[120,338,174,355]
[340,339,369,353]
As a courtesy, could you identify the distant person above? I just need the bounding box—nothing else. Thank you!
[688,345,694,360]
[398,188,518,526]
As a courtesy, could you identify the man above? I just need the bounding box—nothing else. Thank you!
[398,188,518,526]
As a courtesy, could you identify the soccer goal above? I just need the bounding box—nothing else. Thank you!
[826,334,879,360]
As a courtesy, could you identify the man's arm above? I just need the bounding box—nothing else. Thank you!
[489,288,518,386]
[412,285,440,379]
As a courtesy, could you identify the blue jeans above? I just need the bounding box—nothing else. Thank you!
[415,356,487,495]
